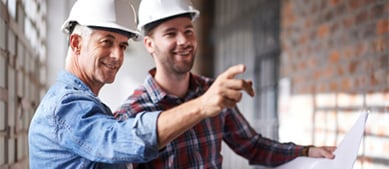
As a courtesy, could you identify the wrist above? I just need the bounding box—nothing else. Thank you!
[301,145,314,156]
[193,96,218,118]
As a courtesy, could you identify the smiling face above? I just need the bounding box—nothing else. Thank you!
[144,16,197,75]
[68,26,129,93]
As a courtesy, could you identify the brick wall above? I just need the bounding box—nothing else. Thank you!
[279,0,389,168]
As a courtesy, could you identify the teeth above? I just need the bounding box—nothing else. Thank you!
[104,63,117,69]
[176,51,190,56]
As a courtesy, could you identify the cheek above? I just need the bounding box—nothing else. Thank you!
[190,35,197,46]
[160,41,176,51]
[118,57,124,67]
[155,36,175,48]
[192,40,198,48]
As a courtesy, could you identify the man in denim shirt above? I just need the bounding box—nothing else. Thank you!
[28,0,255,168]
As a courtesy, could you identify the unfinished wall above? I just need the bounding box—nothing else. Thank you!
[279,0,389,168]
[0,0,47,168]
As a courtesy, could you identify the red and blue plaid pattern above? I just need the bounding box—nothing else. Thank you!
[115,68,304,169]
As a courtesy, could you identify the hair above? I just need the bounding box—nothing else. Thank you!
[71,24,93,41]
[65,24,93,66]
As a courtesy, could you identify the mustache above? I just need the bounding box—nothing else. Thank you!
[173,45,194,53]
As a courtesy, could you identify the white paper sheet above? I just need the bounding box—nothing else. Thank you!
[275,111,369,169]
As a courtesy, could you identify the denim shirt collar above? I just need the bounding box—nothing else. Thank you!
[58,70,97,97]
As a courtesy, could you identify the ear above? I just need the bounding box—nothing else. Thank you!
[69,34,82,55]
[143,36,155,54]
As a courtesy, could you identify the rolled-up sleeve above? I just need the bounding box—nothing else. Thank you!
[223,107,303,166]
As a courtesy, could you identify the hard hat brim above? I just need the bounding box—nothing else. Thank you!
[61,20,143,41]
[138,10,200,32]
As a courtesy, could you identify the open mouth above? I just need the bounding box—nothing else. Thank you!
[174,48,192,57]
[175,51,190,56]
[102,62,118,71]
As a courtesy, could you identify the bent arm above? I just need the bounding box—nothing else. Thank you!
[57,95,160,163]
[156,64,255,147]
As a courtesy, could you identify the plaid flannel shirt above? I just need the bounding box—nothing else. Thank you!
[115,68,304,169]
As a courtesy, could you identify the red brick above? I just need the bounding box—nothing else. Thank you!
[377,19,389,35]
[282,1,296,27]
[349,61,358,73]
[329,81,338,91]
[374,70,386,86]
[337,66,345,75]
[317,24,329,38]
[386,1,389,14]
[316,83,327,93]
[355,75,368,88]
[342,46,354,59]
[299,34,308,45]
[342,16,354,29]
[340,77,352,90]
[329,51,340,63]
[313,70,321,80]
[329,0,341,6]
[369,73,379,86]
[387,72,389,87]
[304,19,313,28]
[372,3,386,18]
[361,0,378,7]
[322,67,335,79]
[349,0,363,10]
[372,37,386,52]
[308,57,318,68]
[355,42,368,57]
[355,9,369,25]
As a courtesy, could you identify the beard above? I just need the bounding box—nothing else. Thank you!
[155,45,196,75]
[171,57,194,74]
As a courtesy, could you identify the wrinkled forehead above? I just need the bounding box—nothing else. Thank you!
[88,26,135,39]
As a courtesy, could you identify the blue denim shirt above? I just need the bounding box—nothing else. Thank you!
[28,71,160,169]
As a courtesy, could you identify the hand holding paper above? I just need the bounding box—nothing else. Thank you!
[275,111,368,169]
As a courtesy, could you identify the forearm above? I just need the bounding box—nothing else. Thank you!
[157,98,205,148]
[156,64,255,148]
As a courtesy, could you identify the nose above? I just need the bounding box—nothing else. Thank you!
[176,32,189,46]
[110,46,124,61]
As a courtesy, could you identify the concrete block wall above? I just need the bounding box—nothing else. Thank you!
[0,0,47,168]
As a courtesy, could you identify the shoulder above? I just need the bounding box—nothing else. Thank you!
[115,86,156,117]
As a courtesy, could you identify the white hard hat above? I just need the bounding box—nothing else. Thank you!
[61,0,142,41]
[137,0,200,32]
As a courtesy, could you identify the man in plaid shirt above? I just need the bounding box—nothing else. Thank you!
[115,0,336,168]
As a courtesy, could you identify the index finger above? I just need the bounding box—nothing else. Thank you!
[221,64,246,79]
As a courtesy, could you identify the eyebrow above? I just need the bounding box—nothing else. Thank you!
[164,24,194,32]
[105,34,129,46]
[185,25,194,29]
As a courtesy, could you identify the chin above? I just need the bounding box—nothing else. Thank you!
[103,77,116,84]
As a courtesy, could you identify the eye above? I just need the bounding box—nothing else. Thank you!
[120,44,128,51]
[185,29,194,36]
[101,39,114,47]
[164,31,176,38]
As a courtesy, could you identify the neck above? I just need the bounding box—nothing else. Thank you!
[154,69,190,98]
[65,57,102,96]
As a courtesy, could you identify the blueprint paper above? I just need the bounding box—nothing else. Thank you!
[275,111,368,169]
